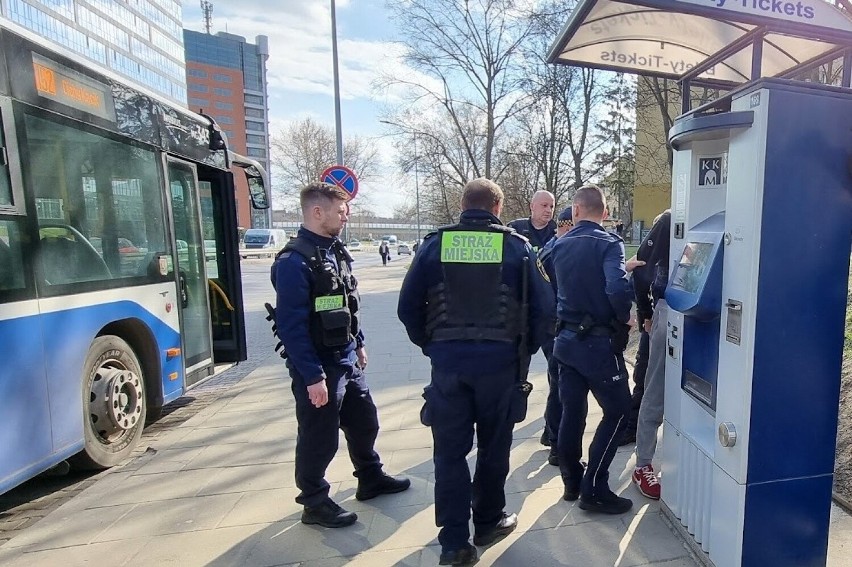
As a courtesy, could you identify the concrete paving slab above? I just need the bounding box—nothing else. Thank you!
[198,463,298,495]
[183,439,295,470]
[130,446,206,475]
[2,501,135,551]
[0,537,148,567]
[122,525,263,566]
[93,493,242,542]
[217,487,303,528]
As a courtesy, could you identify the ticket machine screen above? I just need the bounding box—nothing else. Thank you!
[671,242,715,294]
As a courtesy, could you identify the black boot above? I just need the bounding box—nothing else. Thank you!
[578,489,633,514]
[439,543,478,565]
[301,499,357,528]
[355,473,411,501]
[473,512,518,546]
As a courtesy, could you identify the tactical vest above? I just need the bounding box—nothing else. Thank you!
[276,237,360,352]
[425,221,522,343]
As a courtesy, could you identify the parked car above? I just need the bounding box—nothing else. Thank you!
[347,240,362,251]
[397,242,412,255]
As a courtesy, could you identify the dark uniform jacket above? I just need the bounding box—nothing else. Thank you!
[397,209,555,374]
[507,217,557,252]
[634,211,671,326]
[551,219,632,328]
[271,226,364,385]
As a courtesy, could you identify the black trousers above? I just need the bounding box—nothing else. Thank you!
[554,333,631,498]
[288,360,383,507]
[542,338,562,445]
[425,365,515,552]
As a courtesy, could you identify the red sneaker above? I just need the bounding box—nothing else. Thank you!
[632,465,661,500]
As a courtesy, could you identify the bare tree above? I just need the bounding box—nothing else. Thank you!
[270,117,380,198]
[385,0,534,181]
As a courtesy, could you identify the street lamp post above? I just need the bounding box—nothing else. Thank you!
[413,134,421,243]
[330,0,348,242]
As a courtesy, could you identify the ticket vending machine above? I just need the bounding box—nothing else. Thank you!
[660,78,852,567]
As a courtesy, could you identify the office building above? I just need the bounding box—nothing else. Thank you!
[2,0,187,105]
[183,29,271,229]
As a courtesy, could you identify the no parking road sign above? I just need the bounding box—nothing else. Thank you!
[321,165,359,200]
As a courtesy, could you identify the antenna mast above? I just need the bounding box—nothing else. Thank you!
[200,1,213,34]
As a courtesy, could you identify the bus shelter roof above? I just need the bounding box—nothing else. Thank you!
[547,0,852,88]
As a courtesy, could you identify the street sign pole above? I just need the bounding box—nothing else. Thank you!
[330,0,346,240]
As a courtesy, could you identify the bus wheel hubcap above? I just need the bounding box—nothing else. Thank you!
[91,368,143,434]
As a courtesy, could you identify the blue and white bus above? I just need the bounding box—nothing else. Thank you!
[0,23,269,494]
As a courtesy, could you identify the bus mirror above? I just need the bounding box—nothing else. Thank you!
[248,174,269,210]
[229,151,270,210]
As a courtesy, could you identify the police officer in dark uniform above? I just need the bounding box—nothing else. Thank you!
[507,190,557,253]
[398,178,554,566]
[550,184,637,514]
[271,182,409,529]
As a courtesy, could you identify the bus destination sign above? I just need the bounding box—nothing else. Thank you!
[32,53,115,122]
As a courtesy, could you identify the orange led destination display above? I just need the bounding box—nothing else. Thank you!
[31,53,115,121]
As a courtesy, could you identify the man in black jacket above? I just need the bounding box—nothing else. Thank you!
[507,190,556,253]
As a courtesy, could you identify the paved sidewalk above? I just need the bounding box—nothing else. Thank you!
[0,259,849,566]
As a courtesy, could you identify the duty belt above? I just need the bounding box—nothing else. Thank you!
[557,320,614,337]
[431,327,514,342]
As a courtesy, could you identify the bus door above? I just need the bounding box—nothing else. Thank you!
[166,159,213,386]
[196,165,247,363]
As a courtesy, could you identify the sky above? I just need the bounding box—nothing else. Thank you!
[182,0,415,216]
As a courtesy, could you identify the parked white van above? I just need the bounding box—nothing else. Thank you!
[242,229,288,258]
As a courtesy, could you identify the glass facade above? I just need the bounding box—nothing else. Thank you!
[4,0,187,106]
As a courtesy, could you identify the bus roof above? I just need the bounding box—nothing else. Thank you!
[0,19,231,170]
[0,16,205,124]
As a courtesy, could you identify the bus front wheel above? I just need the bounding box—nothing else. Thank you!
[71,335,147,470]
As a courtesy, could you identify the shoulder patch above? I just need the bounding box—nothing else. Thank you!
[423,231,438,241]
[488,223,514,234]
[536,257,550,282]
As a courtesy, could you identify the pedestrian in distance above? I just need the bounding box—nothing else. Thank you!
[632,209,672,501]
[549,184,643,514]
[537,206,574,465]
[508,190,557,253]
[397,178,555,566]
[379,240,390,266]
[270,182,410,529]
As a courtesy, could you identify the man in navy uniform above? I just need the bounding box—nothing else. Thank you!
[271,182,409,529]
[537,206,574,465]
[508,190,557,253]
[550,184,639,514]
[398,178,554,566]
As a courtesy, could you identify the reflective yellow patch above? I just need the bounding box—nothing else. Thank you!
[440,231,503,264]
[315,295,343,311]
